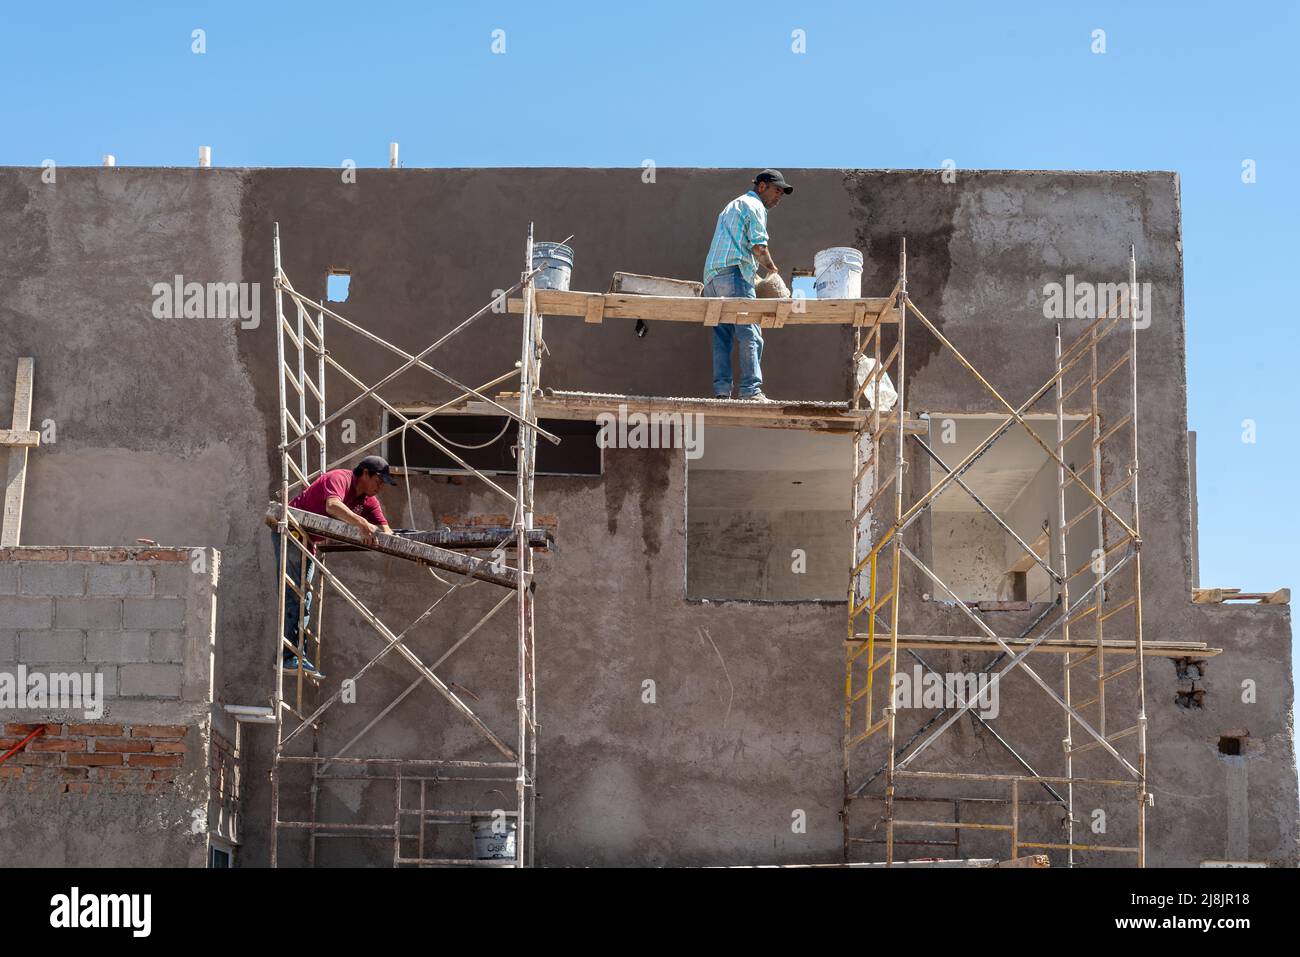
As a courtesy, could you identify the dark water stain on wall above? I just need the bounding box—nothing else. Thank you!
[841,171,960,392]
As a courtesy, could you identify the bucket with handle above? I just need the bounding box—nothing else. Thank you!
[531,242,575,291]
[813,246,864,299]
[469,788,517,861]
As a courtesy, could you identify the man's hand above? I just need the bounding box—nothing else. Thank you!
[359,520,380,547]
[753,244,778,279]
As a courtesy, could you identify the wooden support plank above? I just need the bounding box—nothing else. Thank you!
[0,430,39,448]
[2,358,34,547]
[583,296,604,324]
[508,289,896,326]
[482,389,930,435]
[263,504,528,590]
[845,632,1223,658]
[703,299,722,327]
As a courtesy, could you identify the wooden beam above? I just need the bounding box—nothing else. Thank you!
[846,633,1223,658]
[263,504,529,590]
[481,390,930,435]
[508,290,896,326]
[0,430,39,449]
[2,358,34,547]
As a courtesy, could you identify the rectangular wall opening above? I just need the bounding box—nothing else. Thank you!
[687,426,849,601]
[382,412,601,477]
[925,414,1099,603]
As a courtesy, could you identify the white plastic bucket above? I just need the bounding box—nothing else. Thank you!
[532,242,574,291]
[813,246,864,299]
[471,816,517,860]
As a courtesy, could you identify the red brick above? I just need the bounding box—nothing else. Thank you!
[152,770,176,783]
[127,753,182,768]
[31,739,86,752]
[133,549,187,562]
[67,723,123,737]
[94,739,151,753]
[4,723,59,736]
[63,782,92,794]
[44,767,89,781]
[152,741,186,753]
[67,753,122,767]
[0,738,22,750]
[12,547,68,561]
[68,548,129,562]
[13,752,59,766]
[98,767,152,783]
[130,725,187,739]
[0,766,23,780]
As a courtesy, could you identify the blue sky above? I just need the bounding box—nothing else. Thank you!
[2,1,1296,705]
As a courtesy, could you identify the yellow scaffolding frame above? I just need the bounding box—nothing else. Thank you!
[842,243,1218,866]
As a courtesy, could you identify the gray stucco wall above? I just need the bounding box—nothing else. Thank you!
[0,166,1294,866]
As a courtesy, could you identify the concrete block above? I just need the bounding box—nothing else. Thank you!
[0,597,52,629]
[149,632,187,663]
[123,598,186,630]
[0,564,17,595]
[53,598,122,630]
[88,564,153,596]
[152,564,200,597]
[18,630,85,663]
[19,563,87,596]
[86,630,152,663]
[118,663,183,699]
[92,665,118,697]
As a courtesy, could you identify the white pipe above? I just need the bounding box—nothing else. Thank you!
[199,145,211,168]
[102,155,115,167]
[389,142,399,168]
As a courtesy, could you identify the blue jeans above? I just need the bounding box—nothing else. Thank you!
[703,266,763,397]
[272,530,316,662]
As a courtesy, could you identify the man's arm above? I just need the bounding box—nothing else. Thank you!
[324,497,381,545]
[752,243,778,278]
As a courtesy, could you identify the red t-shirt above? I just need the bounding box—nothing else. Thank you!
[289,469,388,544]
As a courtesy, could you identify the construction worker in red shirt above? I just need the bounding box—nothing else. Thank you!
[274,455,396,677]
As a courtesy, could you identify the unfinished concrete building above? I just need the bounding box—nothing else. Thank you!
[0,166,1295,867]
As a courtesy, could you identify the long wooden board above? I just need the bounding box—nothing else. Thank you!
[470,390,925,435]
[507,289,897,326]
[846,633,1222,658]
[264,504,529,590]
[2,358,35,547]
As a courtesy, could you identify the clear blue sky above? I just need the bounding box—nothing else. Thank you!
[2,1,1296,704]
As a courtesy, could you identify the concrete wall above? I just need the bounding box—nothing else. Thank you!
[0,166,1295,866]
[0,546,220,866]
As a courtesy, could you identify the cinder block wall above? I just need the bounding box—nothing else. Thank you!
[0,546,224,867]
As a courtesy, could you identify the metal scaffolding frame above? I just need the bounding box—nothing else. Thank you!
[840,243,1201,867]
[267,223,546,867]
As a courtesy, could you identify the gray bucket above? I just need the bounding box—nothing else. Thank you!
[532,241,574,291]
[471,815,517,860]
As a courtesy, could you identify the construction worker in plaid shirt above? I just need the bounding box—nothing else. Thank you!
[701,169,794,401]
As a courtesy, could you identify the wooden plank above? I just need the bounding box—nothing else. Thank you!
[703,299,723,328]
[320,526,553,553]
[483,390,930,435]
[263,504,528,590]
[583,295,604,324]
[509,290,896,326]
[846,633,1222,658]
[0,430,39,448]
[2,358,34,547]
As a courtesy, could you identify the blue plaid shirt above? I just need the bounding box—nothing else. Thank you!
[703,190,770,286]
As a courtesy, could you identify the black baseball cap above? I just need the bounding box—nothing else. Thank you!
[755,169,794,194]
[356,454,398,485]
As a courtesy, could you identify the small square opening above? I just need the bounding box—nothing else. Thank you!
[326,270,351,302]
